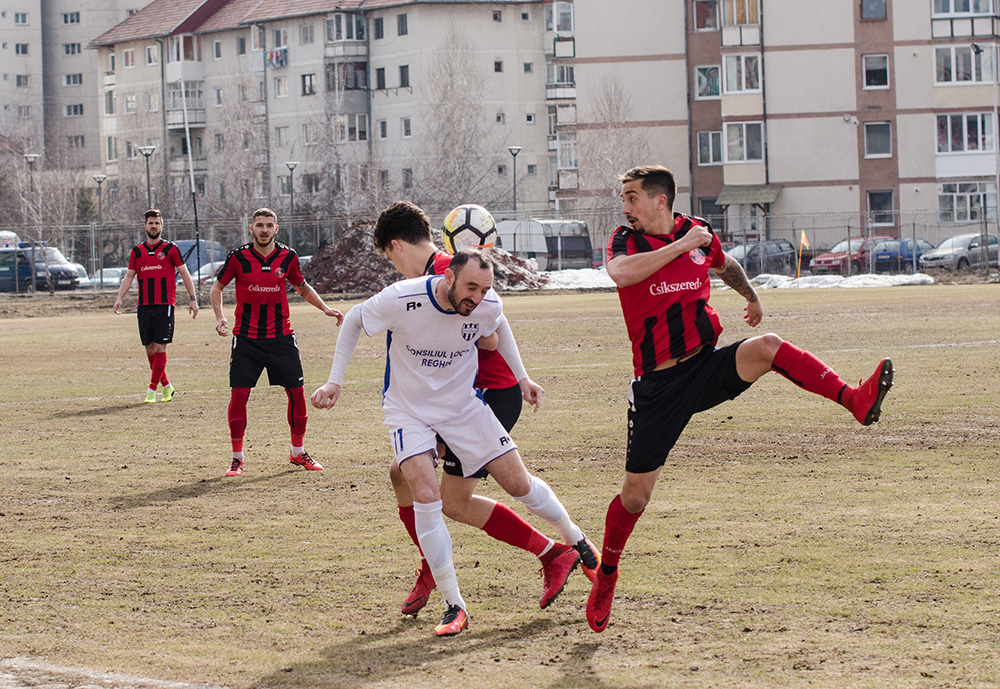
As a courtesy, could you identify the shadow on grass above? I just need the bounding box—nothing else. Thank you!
[50,402,138,418]
[112,469,299,510]
[252,617,561,688]
[545,642,659,689]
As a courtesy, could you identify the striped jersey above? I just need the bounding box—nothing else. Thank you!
[215,242,304,339]
[127,240,184,306]
[424,250,518,390]
[608,213,726,377]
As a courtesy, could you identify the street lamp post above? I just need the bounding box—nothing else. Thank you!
[137,145,156,209]
[507,146,522,214]
[93,174,107,286]
[23,153,40,293]
[973,42,997,274]
[285,161,298,251]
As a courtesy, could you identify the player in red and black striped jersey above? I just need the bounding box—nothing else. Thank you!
[210,208,343,477]
[585,165,895,633]
[113,209,199,404]
[371,201,597,618]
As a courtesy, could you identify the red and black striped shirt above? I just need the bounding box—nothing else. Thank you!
[608,214,726,377]
[216,242,304,339]
[127,240,183,306]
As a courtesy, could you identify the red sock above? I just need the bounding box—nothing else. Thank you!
[150,352,166,389]
[399,505,424,555]
[286,386,307,443]
[159,352,169,387]
[601,494,643,569]
[228,387,250,452]
[482,502,553,558]
[771,341,850,405]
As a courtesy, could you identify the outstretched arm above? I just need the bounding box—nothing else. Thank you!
[714,254,763,327]
[493,316,544,412]
[294,281,344,326]
[310,304,364,409]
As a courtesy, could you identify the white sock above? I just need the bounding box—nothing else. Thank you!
[516,476,583,546]
[232,451,244,460]
[413,500,465,610]
[291,445,304,458]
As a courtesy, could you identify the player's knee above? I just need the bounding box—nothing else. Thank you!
[389,462,405,489]
[620,486,652,513]
[749,332,783,362]
[441,497,470,522]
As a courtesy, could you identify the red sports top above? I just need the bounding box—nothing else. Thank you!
[424,250,519,389]
[216,242,304,339]
[608,214,726,377]
[128,240,184,306]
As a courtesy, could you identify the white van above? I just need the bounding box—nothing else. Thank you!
[495,219,594,270]
[495,220,550,270]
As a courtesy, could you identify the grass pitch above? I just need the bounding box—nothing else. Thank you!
[1,285,998,688]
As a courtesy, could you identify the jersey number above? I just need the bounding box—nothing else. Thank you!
[392,428,404,455]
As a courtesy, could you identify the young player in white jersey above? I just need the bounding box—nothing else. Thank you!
[311,250,597,637]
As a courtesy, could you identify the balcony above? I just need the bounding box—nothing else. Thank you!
[325,41,367,59]
[166,108,206,129]
[546,83,576,100]
[169,157,207,173]
[103,72,115,86]
[931,13,1000,38]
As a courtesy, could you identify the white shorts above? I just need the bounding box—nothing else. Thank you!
[384,396,517,478]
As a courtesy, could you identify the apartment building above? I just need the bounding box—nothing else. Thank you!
[568,0,1000,249]
[91,0,553,225]
[1,0,143,170]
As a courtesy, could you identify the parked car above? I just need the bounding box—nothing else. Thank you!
[91,266,129,289]
[70,263,92,289]
[173,240,228,279]
[728,239,797,275]
[871,238,935,273]
[180,260,227,288]
[809,235,895,275]
[918,232,999,271]
[0,245,79,292]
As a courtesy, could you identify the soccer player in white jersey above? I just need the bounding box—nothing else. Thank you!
[311,249,597,637]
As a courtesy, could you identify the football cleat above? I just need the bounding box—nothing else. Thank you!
[144,389,157,403]
[849,358,894,426]
[586,568,619,633]
[434,604,468,637]
[575,535,601,584]
[226,458,244,477]
[161,384,174,402]
[539,545,580,609]
[402,564,436,616]
[290,451,323,471]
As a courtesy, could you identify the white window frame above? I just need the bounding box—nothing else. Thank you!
[65,104,84,117]
[722,0,759,26]
[697,131,723,165]
[725,121,763,162]
[300,24,314,45]
[123,49,135,68]
[214,87,223,106]
[15,12,28,25]
[145,45,158,65]
[863,121,892,158]
[275,126,289,147]
[302,123,320,146]
[862,54,890,90]
[867,190,894,226]
[401,117,412,138]
[936,112,994,153]
[932,0,995,16]
[724,54,760,93]
[695,65,721,99]
[64,73,83,86]
[15,44,29,56]
[938,181,997,222]
[63,12,80,23]
[274,76,288,98]
[694,0,719,30]
[935,45,991,84]
[378,119,388,140]
[124,95,137,114]
[213,40,222,59]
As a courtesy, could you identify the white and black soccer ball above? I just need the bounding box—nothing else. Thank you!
[441,204,497,254]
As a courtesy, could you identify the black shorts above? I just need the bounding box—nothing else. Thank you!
[229,334,304,389]
[441,384,523,478]
[625,340,753,474]
[137,304,174,346]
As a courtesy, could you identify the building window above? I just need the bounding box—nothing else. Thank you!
[146,45,158,65]
[493,9,502,21]
[725,122,763,162]
[336,113,368,142]
[695,65,721,99]
[125,141,137,159]
[374,17,384,39]
[378,119,388,139]
[301,24,314,45]
[399,65,410,88]
[63,12,80,23]
[401,117,412,138]
[123,49,135,68]
[494,60,503,73]
[932,0,995,16]
[397,13,408,36]
[723,0,759,25]
[15,12,28,25]
[106,137,118,161]
[863,54,889,89]
[547,63,575,86]
[15,44,29,56]
[302,123,319,145]
[64,73,82,86]
[275,126,289,147]
[327,62,368,91]
[724,54,760,92]
[938,182,996,222]
[213,41,222,59]
[524,62,533,73]
[326,14,365,41]
[304,173,321,194]
[214,87,222,106]
[123,95,137,114]
[522,11,531,21]
[937,112,993,152]
[558,132,578,169]
[279,175,292,195]
[215,133,224,152]
[146,92,159,112]
[302,73,317,95]
[16,75,30,88]
[18,106,31,118]
[861,0,887,20]
[496,112,506,124]
[274,76,288,97]
[936,45,990,83]
[104,91,115,115]
[694,0,719,29]
[376,67,386,90]
[65,104,83,117]
[498,164,507,176]
[864,122,892,157]
[68,135,85,148]
[546,2,574,31]
[251,26,263,51]
[402,168,413,189]
[697,131,724,165]
[527,163,537,174]
[867,190,894,225]
[237,36,247,55]
[168,35,202,62]
[273,28,288,48]
[526,113,536,124]
[64,43,82,55]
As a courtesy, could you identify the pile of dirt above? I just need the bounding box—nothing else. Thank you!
[302,221,549,294]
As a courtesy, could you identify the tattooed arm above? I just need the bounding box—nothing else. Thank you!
[714,254,763,327]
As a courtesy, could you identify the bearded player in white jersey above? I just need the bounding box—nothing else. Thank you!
[311,249,597,637]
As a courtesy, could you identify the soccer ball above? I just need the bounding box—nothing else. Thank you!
[441,204,497,254]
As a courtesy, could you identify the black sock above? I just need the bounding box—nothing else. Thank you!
[600,563,618,577]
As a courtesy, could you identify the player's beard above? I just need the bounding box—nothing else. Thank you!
[254,235,275,252]
[447,284,478,316]
[146,227,161,241]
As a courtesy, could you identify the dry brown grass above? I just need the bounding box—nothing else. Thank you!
[1,284,998,688]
